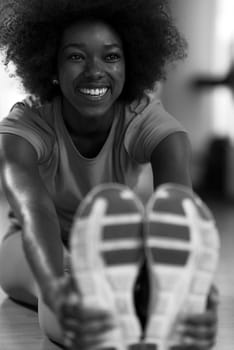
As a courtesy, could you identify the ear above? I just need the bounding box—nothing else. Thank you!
[52,78,59,85]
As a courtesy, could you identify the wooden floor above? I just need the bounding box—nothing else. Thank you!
[0,193,234,349]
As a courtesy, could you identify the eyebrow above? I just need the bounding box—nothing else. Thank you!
[61,43,122,51]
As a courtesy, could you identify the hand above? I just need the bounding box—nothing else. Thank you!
[64,305,119,350]
[44,275,118,349]
[176,285,219,349]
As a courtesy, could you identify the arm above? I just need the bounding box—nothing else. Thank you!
[150,132,218,349]
[0,134,117,349]
[150,131,192,189]
[0,134,63,306]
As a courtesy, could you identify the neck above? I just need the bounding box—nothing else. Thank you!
[61,98,116,137]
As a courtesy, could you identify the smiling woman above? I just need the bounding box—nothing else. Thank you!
[0,0,186,103]
[0,1,219,349]
[57,20,125,131]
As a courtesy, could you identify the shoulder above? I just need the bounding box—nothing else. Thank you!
[151,131,191,161]
[0,133,38,166]
[123,92,188,163]
[125,92,186,132]
[0,96,58,163]
[7,96,56,131]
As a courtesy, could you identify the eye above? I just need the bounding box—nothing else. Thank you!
[68,53,85,62]
[105,53,121,62]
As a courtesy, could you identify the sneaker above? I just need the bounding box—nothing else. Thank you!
[144,183,220,350]
[69,183,145,349]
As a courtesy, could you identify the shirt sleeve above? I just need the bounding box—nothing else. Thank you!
[124,94,188,163]
[0,99,55,164]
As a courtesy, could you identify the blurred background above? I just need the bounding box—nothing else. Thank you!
[0,1,234,349]
[162,0,234,200]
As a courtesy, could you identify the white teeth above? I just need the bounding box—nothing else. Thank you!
[79,87,108,97]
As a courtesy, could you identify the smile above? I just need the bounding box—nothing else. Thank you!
[78,87,109,97]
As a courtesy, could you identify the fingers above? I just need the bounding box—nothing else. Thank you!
[64,307,117,333]
[176,330,217,350]
[182,309,218,327]
[62,310,116,335]
[179,337,216,350]
[63,317,117,350]
[64,333,112,350]
[78,305,117,322]
[177,321,217,342]
[61,304,117,349]
[177,307,218,350]
[78,313,117,334]
[52,276,119,349]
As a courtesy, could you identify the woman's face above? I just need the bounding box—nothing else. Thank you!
[57,20,125,120]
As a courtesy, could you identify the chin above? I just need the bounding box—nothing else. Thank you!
[75,104,114,119]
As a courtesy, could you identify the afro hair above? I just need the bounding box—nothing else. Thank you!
[0,0,187,103]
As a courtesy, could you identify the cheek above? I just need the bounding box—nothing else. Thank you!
[112,64,126,88]
[58,63,82,85]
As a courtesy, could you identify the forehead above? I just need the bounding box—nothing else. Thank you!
[60,19,123,48]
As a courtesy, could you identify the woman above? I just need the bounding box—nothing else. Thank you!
[0,0,218,349]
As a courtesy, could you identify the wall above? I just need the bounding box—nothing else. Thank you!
[161,0,218,187]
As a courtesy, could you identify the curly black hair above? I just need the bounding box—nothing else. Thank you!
[0,0,187,103]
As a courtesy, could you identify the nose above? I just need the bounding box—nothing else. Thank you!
[84,58,104,80]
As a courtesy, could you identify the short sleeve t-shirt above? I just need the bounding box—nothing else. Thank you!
[0,93,187,241]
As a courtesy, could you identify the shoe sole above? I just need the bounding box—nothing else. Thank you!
[70,183,145,349]
[144,183,220,350]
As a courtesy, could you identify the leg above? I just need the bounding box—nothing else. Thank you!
[0,231,38,305]
[70,183,145,347]
[0,231,64,345]
[144,183,220,349]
